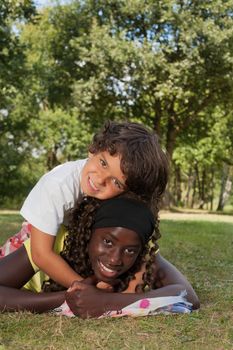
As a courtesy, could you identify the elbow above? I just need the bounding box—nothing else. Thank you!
[185,288,200,310]
[192,295,200,310]
[176,283,200,310]
[31,250,44,269]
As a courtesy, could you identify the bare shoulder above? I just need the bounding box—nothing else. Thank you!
[151,252,188,286]
[151,253,200,309]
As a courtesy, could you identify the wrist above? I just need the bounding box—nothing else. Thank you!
[103,292,140,312]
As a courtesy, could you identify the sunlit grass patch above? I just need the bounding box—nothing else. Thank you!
[0,213,22,244]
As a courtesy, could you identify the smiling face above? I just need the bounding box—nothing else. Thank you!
[88,227,142,283]
[80,151,126,200]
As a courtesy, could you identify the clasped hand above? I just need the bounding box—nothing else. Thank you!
[65,277,114,319]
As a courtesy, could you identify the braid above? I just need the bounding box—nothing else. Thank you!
[111,194,161,293]
[43,193,162,293]
[141,209,161,291]
[42,197,100,292]
[61,197,100,276]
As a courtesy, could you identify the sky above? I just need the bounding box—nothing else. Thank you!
[34,0,52,7]
[34,0,68,8]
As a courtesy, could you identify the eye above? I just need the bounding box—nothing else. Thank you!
[112,178,122,189]
[103,238,113,247]
[124,248,137,256]
[99,158,107,168]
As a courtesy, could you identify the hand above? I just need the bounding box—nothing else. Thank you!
[65,281,112,319]
[68,276,98,292]
[68,276,113,292]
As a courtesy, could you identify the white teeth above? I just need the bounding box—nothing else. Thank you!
[99,261,115,273]
[89,178,98,191]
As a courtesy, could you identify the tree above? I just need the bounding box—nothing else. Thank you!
[0,0,35,110]
[2,0,233,208]
[59,0,233,158]
[0,0,37,207]
[172,107,233,209]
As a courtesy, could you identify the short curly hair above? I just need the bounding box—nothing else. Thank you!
[89,121,169,204]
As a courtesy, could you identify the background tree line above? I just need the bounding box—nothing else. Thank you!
[1,0,233,210]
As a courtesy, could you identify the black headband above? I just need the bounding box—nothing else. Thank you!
[93,197,155,244]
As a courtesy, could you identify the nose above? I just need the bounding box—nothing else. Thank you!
[109,249,123,267]
[96,169,110,186]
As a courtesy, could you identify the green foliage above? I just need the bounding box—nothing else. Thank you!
[0,0,37,208]
[30,108,92,165]
[68,0,233,156]
[0,0,35,109]
[1,0,233,208]
[0,138,45,208]
[171,107,233,208]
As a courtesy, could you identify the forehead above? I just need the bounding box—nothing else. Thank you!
[92,227,141,245]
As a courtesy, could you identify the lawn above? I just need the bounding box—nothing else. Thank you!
[0,213,232,350]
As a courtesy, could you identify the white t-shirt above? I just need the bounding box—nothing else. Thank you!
[20,159,87,236]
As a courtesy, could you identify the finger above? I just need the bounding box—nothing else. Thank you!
[67,280,81,292]
[67,281,86,292]
[65,290,79,301]
[65,290,80,300]
[96,281,114,292]
[82,275,98,286]
[65,292,80,316]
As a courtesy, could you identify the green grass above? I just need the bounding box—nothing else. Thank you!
[0,213,232,350]
[0,213,23,242]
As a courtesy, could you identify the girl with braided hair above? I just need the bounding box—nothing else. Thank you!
[42,195,161,294]
[0,196,199,317]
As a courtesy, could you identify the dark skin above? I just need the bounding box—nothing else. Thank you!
[66,253,200,319]
[0,246,65,312]
[65,226,199,318]
[0,244,199,315]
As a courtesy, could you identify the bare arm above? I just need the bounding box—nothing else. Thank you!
[66,253,199,318]
[30,226,83,288]
[0,245,65,313]
[0,287,65,313]
[146,253,199,307]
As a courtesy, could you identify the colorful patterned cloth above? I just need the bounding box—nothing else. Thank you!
[0,222,31,258]
[100,292,192,318]
[52,291,192,318]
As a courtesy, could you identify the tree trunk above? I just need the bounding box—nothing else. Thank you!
[46,145,60,170]
[174,165,182,206]
[165,119,177,160]
[217,165,232,211]
[153,99,162,138]
[195,164,201,206]
[185,168,195,208]
[191,176,196,209]
[198,169,206,209]
[210,168,215,211]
